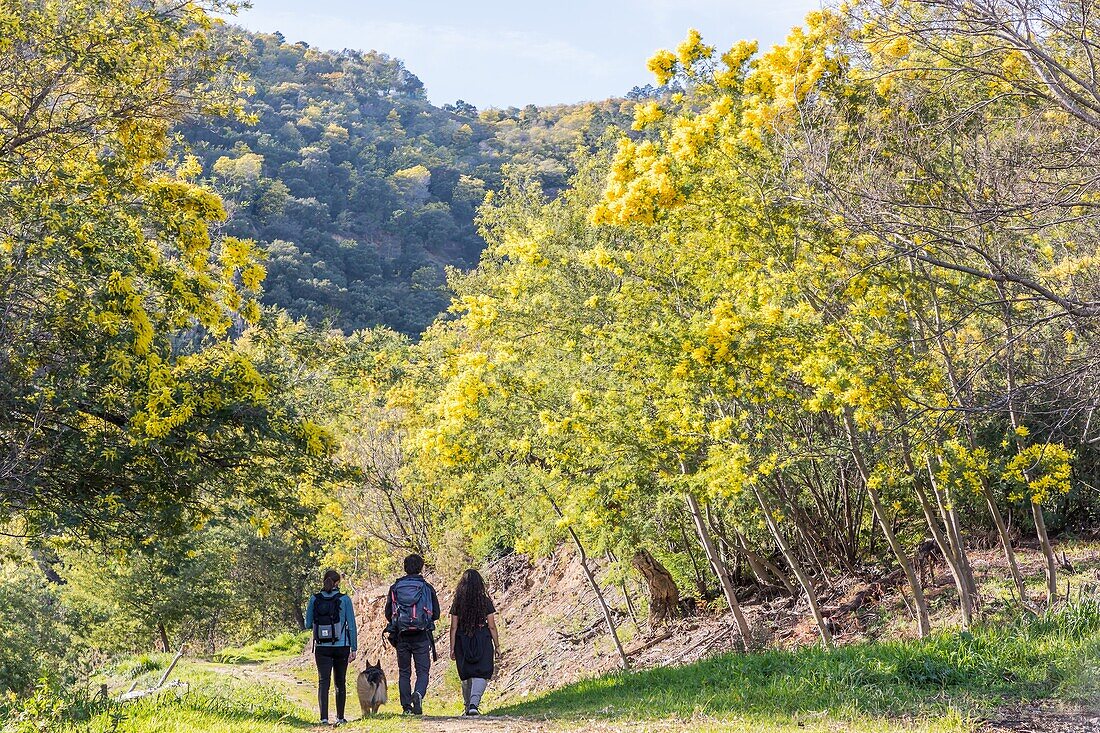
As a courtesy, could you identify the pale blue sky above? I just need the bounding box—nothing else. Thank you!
[227,1,821,108]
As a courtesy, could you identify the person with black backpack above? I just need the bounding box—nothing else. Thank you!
[305,569,358,726]
[384,554,439,715]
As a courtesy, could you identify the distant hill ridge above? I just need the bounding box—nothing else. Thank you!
[180,29,639,335]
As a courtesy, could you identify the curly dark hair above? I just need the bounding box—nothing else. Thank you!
[452,569,494,634]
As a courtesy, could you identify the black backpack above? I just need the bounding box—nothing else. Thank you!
[312,592,344,644]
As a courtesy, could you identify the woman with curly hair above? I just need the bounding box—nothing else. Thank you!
[448,568,500,716]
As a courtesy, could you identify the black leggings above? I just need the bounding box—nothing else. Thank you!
[315,646,350,720]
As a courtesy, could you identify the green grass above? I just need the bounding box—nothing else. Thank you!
[117,682,311,732]
[1,676,411,733]
[114,653,172,681]
[212,633,311,665]
[497,600,1100,731]
[113,678,416,733]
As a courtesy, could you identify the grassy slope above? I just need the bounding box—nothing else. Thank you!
[496,600,1100,732]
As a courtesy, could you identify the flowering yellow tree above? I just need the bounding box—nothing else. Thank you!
[0,0,327,541]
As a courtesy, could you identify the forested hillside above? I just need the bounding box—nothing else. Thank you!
[183,30,636,334]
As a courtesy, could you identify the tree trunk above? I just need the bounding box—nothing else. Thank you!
[679,519,709,598]
[158,623,170,654]
[843,409,931,638]
[922,455,978,622]
[772,476,832,583]
[611,550,642,630]
[684,492,752,647]
[734,529,798,597]
[898,438,975,627]
[292,601,306,631]
[547,498,629,670]
[30,549,64,584]
[978,476,1032,607]
[569,528,629,670]
[622,578,641,631]
[753,485,833,648]
[632,549,680,626]
[926,455,979,604]
[906,453,976,620]
[1032,501,1059,605]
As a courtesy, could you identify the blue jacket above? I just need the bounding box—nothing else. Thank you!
[305,590,358,651]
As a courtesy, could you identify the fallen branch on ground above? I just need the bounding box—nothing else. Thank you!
[118,648,185,702]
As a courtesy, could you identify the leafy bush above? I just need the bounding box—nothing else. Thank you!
[0,679,122,733]
[0,564,70,695]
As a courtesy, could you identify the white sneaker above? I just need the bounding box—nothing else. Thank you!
[336,719,348,726]
[319,720,332,726]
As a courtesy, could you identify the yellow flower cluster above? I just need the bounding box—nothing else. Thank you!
[591,138,680,225]
[632,101,665,131]
[452,293,499,331]
[881,36,910,60]
[668,96,733,161]
[1003,443,1073,506]
[715,40,759,89]
[935,441,991,497]
[701,300,745,363]
[647,49,678,85]
[299,420,335,456]
[494,228,548,266]
[241,262,267,290]
[742,10,844,140]
[677,29,714,68]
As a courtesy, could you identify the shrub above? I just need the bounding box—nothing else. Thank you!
[0,564,70,695]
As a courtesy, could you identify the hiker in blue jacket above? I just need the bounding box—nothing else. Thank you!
[305,569,358,726]
[384,553,440,715]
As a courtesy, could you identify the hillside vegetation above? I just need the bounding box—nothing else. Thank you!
[184,30,637,334]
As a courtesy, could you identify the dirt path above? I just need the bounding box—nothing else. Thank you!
[418,716,560,732]
[415,716,689,732]
[981,703,1100,733]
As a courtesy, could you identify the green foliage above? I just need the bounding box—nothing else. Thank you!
[59,518,321,656]
[61,533,235,655]
[0,680,122,733]
[0,0,333,545]
[212,632,309,664]
[0,564,70,695]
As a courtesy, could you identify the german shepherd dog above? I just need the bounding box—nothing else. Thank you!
[356,659,388,716]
